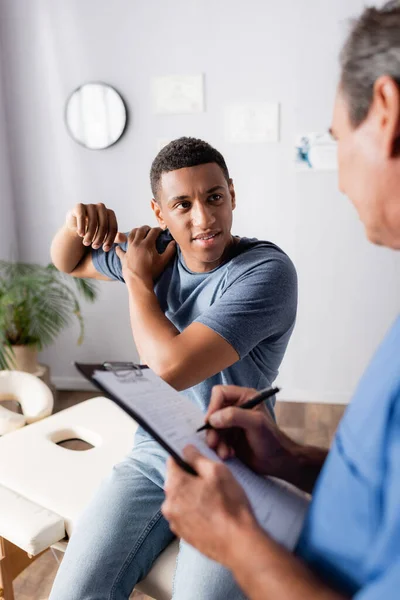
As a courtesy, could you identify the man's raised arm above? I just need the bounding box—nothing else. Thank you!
[50,202,125,279]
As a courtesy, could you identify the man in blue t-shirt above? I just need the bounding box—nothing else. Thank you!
[162,3,400,600]
[49,137,297,599]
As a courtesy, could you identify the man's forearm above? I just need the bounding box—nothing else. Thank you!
[126,277,181,383]
[227,525,346,600]
[50,225,89,273]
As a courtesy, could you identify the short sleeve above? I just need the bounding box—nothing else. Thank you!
[91,229,174,282]
[195,249,297,358]
[92,241,127,282]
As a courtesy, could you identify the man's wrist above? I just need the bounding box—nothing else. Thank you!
[126,273,154,294]
[280,441,327,494]
[226,521,273,573]
[64,224,82,239]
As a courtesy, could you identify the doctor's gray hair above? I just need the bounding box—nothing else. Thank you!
[340,1,400,126]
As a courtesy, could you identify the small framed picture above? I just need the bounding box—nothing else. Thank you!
[295,132,337,171]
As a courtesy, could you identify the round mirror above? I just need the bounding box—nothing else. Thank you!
[65,82,127,150]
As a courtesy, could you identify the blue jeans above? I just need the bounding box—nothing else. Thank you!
[49,432,247,600]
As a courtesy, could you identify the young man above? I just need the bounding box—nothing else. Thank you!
[49,137,297,599]
[162,4,400,600]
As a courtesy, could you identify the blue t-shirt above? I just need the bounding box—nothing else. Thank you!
[92,232,297,414]
[297,316,400,599]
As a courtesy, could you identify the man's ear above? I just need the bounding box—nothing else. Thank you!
[373,75,400,158]
[228,179,236,210]
[151,198,167,229]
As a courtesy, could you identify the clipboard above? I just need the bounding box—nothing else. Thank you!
[75,361,197,475]
[75,363,311,550]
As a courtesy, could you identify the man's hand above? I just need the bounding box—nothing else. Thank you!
[163,445,344,600]
[66,202,126,252]
[204,385,328,493]
[205,385,296,477]
[162,445,259,566]
[51,202,126,276]
[115,226,176,287]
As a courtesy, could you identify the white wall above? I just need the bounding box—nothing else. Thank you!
[0,19,17,261]
[0,0,399,402]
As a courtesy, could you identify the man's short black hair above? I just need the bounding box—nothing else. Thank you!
[150,137,230,198]
[340,0,400,127]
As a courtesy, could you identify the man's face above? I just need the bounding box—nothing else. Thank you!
[331,84,400,247]
[151,162,236,272]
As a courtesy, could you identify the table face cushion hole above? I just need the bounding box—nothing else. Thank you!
[56,438,94,451]
[0,399,22,414]
[48,427,102,449]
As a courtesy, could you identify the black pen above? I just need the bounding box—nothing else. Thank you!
[196,386,280,433]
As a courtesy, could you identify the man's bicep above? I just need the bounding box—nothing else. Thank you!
[166,323,239,391]
[70,252,113,281]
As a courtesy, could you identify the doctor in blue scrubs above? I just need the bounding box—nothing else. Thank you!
[162,2,400,599]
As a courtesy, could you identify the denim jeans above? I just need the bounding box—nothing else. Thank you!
[49,432,247,600]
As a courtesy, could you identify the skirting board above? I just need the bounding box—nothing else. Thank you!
[53,377,351,404]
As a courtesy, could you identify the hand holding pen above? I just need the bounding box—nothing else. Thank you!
[197,386,280,432]
[198,384,293,476]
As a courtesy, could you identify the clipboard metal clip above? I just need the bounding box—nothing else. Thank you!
[103,361,143,382]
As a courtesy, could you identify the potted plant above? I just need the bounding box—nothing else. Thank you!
[0,261,98,371]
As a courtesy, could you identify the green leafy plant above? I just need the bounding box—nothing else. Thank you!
[0,261,98,369]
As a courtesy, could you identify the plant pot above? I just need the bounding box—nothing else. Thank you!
[11,345,40,374]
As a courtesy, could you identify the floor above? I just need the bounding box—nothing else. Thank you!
[12,390,346,600]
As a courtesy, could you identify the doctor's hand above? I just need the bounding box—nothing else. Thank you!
[115,226,176,287]
[162,445,258,566]
[205,385,297,479]
[66,202,127,252]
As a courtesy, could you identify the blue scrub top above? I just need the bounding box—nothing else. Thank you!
[297,316,400,599]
